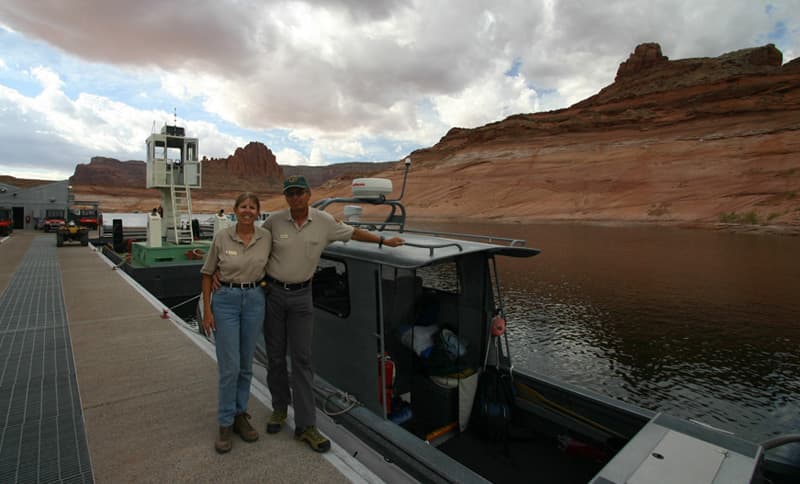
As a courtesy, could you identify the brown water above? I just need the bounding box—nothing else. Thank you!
[413,221,800,443]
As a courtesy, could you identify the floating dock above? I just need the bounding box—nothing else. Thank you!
[0,231,370,483]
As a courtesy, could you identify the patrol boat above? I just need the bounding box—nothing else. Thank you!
[251,158,799,483]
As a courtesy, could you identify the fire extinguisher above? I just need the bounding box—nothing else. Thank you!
[378,353,396,414]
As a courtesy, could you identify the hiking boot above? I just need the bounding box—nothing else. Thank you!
[233,412,259,442]
[215,425,233,454]
[266,408,287,434]
[295,425,331,453]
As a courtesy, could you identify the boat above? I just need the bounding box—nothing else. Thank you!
[100,123,211,316]
[236,160,798,483]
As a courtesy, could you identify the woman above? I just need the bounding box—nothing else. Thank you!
[200,192,271,454]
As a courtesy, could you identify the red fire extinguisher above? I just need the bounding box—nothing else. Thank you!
[378,353,396,414]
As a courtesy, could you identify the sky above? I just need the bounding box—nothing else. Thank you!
[0,1,798,181]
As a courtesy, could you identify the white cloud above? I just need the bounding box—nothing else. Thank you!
[432,61,539,128]
[275,147,309,166]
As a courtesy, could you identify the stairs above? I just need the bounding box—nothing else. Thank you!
[169,184,194,244]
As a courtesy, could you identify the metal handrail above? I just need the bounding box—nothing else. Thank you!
[312,197,407,231]
[400,228,526,247]
[403,241,462,257]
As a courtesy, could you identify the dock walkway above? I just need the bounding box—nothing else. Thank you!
[0,231,364,483]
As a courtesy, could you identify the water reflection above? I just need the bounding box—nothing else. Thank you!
[413,221,800,442]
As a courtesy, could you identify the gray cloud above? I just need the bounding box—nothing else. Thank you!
[0,0,797,176]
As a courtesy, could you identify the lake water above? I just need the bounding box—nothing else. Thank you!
[412,221,800,444]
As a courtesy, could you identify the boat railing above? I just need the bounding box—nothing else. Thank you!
[400,228,527,247]
[312,197,407,231]
[402,241,463,256]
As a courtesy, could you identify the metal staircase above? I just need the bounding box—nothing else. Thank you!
[169,183,194,244]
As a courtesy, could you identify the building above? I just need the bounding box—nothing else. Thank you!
[0,180,72,230]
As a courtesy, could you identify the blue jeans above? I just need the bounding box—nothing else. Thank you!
[212,286,265,426]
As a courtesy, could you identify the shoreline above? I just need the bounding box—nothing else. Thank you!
[405,215,800,236]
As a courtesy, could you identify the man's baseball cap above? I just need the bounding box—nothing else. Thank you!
[283,175,309,192]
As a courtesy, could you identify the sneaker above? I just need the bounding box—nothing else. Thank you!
[215,425,233,454]
[266,408,287,434]
[233,412,259,442]
[295,425,331,453]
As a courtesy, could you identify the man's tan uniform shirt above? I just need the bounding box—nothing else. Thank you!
[200,225,272,283]
[263,207,354,283]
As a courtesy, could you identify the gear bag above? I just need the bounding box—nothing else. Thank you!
[473,366,514,441]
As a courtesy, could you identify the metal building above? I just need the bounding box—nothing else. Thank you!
[0,180,71,231]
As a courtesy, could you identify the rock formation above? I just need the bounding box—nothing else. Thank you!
[72,42,800,230]
[72,157,146,187]
[282,161,395,187]
[615,42,670,80]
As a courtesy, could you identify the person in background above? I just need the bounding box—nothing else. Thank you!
[200,192,271,454]
[262,175,404,453]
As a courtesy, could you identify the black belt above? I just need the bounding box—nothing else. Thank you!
[268,277,311,291]
[220,280,260,289]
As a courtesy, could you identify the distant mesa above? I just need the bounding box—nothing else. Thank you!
[70,141,394,192]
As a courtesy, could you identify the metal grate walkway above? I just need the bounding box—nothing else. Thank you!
[0,237,93,483]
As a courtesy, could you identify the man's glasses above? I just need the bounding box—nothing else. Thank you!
[285,189,306,197]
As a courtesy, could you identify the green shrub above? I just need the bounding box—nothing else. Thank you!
[741,211,759,224]
[718,211,760,225]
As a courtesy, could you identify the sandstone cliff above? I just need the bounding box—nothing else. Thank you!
[73,157,145,187]
[390,43,800,229]
[72,42,800,230]
[283,161,395,187]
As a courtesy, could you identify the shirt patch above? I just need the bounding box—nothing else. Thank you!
[279,233,289,239]
[225,249,238,256]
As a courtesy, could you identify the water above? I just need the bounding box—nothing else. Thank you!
[413,221,800,443]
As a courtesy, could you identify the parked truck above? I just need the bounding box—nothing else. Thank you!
[68,203,101,230]
[43,209,66,232]
[0,208,13,236]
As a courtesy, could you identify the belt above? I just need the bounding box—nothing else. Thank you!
[220,280,260,289]
[268,277,311,291]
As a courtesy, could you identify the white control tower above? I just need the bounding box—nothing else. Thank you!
[145,124,202,244]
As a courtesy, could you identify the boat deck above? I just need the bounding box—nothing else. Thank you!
[0,231,360,483]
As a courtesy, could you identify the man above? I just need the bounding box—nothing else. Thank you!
[263,175,404,453]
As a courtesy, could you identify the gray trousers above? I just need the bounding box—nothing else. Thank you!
[264,281,316,429]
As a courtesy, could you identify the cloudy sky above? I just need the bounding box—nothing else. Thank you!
[0,1,797,180]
